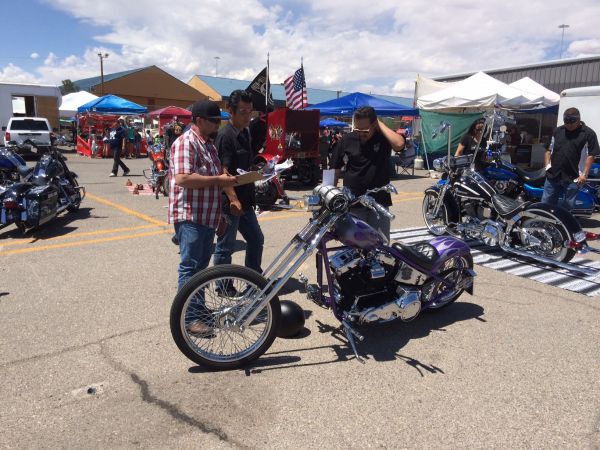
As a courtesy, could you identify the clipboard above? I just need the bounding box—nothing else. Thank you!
[235,171,264,186]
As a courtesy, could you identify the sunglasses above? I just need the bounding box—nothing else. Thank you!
[564,115,580,124]
[353,125,374,134]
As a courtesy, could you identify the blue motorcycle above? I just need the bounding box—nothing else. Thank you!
[481,149,600,218]
[0,144,32,189]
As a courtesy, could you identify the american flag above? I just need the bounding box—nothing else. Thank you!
[284,67,308,110]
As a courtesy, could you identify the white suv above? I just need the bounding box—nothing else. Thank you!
[3,117,54,153]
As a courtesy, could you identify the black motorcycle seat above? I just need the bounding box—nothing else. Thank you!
[492,194,528,218]
[515,166,546,187]
[392,241,440,271]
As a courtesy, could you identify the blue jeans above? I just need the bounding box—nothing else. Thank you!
[214,208,264,272]
[541,177,579,211]
[175,221,215,291]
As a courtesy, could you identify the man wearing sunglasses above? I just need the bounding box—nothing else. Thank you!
[542,108,600,211]
[331,106,405,240]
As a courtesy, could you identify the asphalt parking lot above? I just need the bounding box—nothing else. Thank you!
[1,150,599,449]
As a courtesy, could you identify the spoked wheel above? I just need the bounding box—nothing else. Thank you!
[162,175,169,197]
[423,255,473,309]
[170,264,281,370]
[520,218,575,263]
[422,192,449,236]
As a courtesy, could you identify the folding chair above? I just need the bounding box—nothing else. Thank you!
[395,144,416,176]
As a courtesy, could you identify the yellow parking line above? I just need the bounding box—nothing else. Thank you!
[0,229,171,256]
[1,224,158,248]
[86,193,168,227]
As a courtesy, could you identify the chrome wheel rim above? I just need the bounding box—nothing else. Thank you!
[180,277,272,363]
[423,193,447,235]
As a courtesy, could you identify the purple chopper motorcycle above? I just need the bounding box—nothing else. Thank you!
[170,184,476,369]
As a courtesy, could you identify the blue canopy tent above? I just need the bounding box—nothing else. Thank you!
[77,94,148,114]
[319,118,349,128]
[306,92,418,117]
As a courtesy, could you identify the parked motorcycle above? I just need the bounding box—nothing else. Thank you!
[0,140,84,232]
[0,145,31,189]
[423,121,594,273]
[143,143,168,199]
[170,183,476,369]
[481,145,599,218]
[253,157,293,210]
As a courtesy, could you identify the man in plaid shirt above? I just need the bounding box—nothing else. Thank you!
[168,100,237,295]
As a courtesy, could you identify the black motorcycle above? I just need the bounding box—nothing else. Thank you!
[421,120,598,274]
[0,140,84,232]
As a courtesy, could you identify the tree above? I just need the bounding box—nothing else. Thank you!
[60,79,79,95]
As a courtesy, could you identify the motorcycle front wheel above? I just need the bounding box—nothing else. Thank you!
[66,179,82,212]
[170,265,281,370]
[422,191,449,236]
[519,218,576,263]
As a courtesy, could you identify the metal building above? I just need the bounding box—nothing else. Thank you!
[434,55,600,94]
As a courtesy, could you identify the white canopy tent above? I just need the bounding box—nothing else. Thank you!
[59,91,98,117]
[508,77,560,107]
[417,71,544,110]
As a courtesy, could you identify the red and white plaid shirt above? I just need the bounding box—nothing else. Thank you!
[168,125,222,229]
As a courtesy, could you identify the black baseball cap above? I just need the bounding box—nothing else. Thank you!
[191,100,222,120]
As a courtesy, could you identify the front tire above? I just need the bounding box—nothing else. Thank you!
[170,265,281,370]
[422,191,449,236]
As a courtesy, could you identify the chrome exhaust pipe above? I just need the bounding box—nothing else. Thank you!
[501,245,597,276]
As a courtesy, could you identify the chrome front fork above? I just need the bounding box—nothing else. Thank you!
[234,213,340,329]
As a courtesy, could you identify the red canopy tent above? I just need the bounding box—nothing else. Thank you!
[149,106,192,136]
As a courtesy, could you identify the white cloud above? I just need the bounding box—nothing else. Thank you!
[0,64,40,84]
[30,53,39,60]
[3,0,600,98]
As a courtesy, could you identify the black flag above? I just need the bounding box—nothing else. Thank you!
[246,67,274,112]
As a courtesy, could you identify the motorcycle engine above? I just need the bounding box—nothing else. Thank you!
[328,249,422,323]
[490,179,520,196]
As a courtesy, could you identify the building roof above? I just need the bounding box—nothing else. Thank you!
[434,55,600,81]
[195,74,413,107]
[73,67,147,92]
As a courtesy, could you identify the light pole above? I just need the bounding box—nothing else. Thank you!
[214,56,220,77]
[558,24,569,59]
[97,52,109,95]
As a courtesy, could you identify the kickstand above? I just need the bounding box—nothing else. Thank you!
[342,320,366,364]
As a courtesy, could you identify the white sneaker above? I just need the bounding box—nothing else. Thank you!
[109,173,117,177]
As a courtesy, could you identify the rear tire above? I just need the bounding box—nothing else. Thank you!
[423,254,473,309]
[520,218,576,263]
[170,265,281,370]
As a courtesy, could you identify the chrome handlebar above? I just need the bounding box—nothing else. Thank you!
[311,183,396,221]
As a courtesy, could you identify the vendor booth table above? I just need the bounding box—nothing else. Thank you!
[76,94,148,158]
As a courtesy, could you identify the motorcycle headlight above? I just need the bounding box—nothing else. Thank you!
[433,158,445,172]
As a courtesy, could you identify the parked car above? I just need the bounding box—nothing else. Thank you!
[2,117,54,154]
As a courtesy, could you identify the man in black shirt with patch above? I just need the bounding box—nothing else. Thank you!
[542,107,600,211]
[214,90,264,275]
[331,106,405,240]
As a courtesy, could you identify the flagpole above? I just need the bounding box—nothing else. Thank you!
[300,56,304,110]
[266,53,270,112]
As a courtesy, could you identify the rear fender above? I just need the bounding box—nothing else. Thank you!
[425,184,460,223]
[428,236,475,295]
[522,202,582,238]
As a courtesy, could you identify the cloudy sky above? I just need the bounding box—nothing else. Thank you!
[1,0,599,98]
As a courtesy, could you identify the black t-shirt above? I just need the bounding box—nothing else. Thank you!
[331,130,392,206]
[547,123,600,182]
[249,117,267,154]
[109,126,126,149]
[459,133,486,169]
[215,123,255,209]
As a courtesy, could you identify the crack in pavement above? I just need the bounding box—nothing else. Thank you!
[99,342,246,449]
[0,322,165,369]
